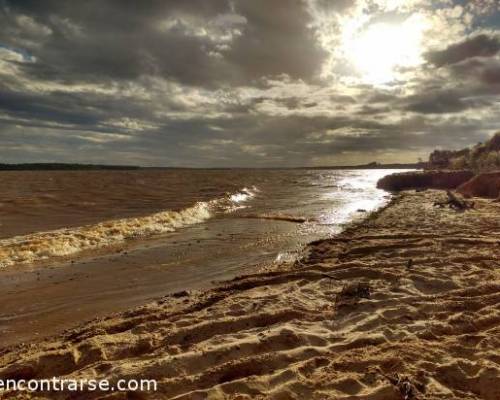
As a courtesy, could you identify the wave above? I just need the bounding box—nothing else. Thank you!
[0,187,258,268]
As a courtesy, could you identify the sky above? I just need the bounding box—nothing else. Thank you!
[1,0,500,167]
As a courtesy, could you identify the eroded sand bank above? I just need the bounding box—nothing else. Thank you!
[0,190,499,399]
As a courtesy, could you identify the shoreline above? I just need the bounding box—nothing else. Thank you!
[1,189,498,399]
[0,178,390,348]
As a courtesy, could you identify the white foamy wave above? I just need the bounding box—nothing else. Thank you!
[230,192,250,203]
[0,187,257,268]
[229,186,258,203]
[274,251,298,263]
[224,186,259,212]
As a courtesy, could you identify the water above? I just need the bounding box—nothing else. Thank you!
[0,169,401,343]
[0,169,397,269]
[0,169,399,268]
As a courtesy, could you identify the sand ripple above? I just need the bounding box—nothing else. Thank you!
[0,190,499,399]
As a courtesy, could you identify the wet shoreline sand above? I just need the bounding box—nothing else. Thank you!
[0,218,285,347]
[1,189,499,399]
[0,170,393,347]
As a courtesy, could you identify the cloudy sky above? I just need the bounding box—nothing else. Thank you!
[1,0,500,167]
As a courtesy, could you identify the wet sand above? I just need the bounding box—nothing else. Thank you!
[0,217,298,346]
[0,190,499,399]
[0,170,392,346]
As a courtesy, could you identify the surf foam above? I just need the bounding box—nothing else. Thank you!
[0,187,258,268]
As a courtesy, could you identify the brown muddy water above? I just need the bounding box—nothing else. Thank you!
[0,169,401,345]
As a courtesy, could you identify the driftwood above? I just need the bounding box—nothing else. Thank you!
[433,190,474,210]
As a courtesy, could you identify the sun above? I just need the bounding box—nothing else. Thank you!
[342,15,427,84]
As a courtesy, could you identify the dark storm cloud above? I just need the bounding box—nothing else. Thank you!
[482,66,500,85]
[315,0,353,13]
[0,89,101,126]
[448,57,500,87]
[162,112,491,167]
[1,0,232,86]
[426,34,500,67]
[1,0,500,166]
[0,0,325,87]
[271,97,319,110]
[225,0,327,82]
[3,110,492,167]
[330,94,357,104]
[405,90,473,114]
[115,113,400,166]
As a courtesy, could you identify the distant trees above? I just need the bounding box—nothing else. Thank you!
[0,163,140,171]
[429,150,456,168]
[427,132,500,171]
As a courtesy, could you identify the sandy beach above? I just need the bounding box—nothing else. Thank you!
[3,0,500,398]
[0,189,498,399]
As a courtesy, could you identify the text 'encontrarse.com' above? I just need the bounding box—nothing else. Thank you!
[0,378,157,392]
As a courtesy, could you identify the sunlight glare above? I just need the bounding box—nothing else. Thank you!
[342,15,427,84]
